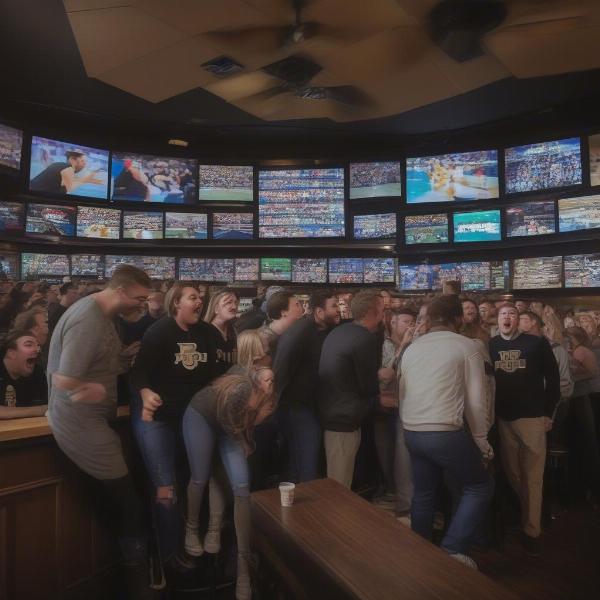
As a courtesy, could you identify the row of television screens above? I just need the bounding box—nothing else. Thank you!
[2,253,599,291]
[2,195,599,242]
[1,125,600,207]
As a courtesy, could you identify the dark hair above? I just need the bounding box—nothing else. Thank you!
[427,295,463,326]
[13,307,46,333]
[520,310,544,329]
[566,325,592,349]
[350,290,382,321]
[1,328,37,358]
[60,282,76,295]
[309,290,337,311]
[266,291,295,320]
[108,264,152,291]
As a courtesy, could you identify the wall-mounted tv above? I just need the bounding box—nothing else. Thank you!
[564,254,600,288]
[178,258,208,280]
[105,255,175,280]
[404,213,448,244]
[21,253,70,279]
[234,258,260,282]
[111,152,197,204]
[558,194,600,232]
[506,200,556,237]
[70,254,105,278]
[353,213,396,240]
[453,209,501,242]
[349,161,402,199]
[260,258,292,281]
[406,150,498,204]
[165,212,207,239]
[589,134,600,187]
[490,260,509,290]
[505,137,582,194]
[0,123,23,171]
[29,136,109,199]
[291,258,327,283]
[398,264,431,291]
[459,262,491,291]
[0,201,24,233]
[0,253,19,279]
[76,205,120,239]
[431,263,460,290]
[363,258,395,284]
[25,203,76,237]
[205,258,234,282]
[198,165,253,202]
[328,258,363,284]
[512,256,563,289]
[258,168,345,238]
[122,211,163,240]
[212,212,253,240]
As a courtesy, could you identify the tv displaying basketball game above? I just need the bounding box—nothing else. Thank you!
[198,165,254,202]
[349,162,402,199]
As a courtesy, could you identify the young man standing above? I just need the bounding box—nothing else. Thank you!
[490,303,560,556]
[259,291,304,355]
[48,282,79,335]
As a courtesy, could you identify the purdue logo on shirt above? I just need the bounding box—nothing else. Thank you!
[495,350,526,373]
[4,385,16,407]
[174,343,207,370]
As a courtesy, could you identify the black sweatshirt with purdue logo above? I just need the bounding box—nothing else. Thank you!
[489,332,560,421]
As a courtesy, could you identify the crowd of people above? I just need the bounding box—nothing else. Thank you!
[1,272,599,599]
[198,165,254,190]
[350,162,402,189]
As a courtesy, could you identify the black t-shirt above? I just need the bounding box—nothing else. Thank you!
[48,303,67,335]
[210,323,237,377]
[115,313,157,346]
[30,162,68,194]
[0,360,48,407]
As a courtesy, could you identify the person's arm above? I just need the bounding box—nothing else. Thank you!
[353,332,380,401]
[61,166,103,192]
[571,346,600,380]
[0,404,47,419]
[540,337,561,424]
[463,349,493,459]
[553,346,574,399]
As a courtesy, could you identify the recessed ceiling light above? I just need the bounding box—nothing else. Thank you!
[168,139,188,147]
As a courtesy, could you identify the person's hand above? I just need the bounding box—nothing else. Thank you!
[378,367,395,384]
[121,341,141,359]
[141,388,162,422]
[84,169,104,186]
[379,390,399,409]
[30,404,48,417]
[543,416,553,432]
[69,382,106,404]
[401,326,415,346]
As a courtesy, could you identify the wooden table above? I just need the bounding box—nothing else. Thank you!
[251,478,517,600]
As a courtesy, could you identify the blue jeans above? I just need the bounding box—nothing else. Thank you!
[404,429,494,555]
[278,403,322,483]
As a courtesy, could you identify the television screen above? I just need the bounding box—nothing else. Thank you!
[260,258,292,281]
[589,134,600,187]
[490,260,509,290]
[70,254,105,278]
[165,212,207,239]
[198,165,253,201]
[178,258,208,280]
[292,258,327,283]
[512,256,563,289]
[558,194,600,232]
[404,213,449,244]
[398,264,431,291]
[123,211,163,240]
[363,258,395,284]
[105,255,175,280]
[26,203,76,237]
[21,253,70,278]
[76,205,120,239]
[506,200,556,237]
[206,259,234,282]
[0,253,19,279]
[459,262,491,291]
[564,254,600,288]
[258,168,345,238]
[406,150,498,203]
[0,123,23,171]
[0,201,24,233]
[431,263,460,290]
[237,297,254,315]
[234,258,260,282]
[453,209,501,242]
[212,212,253,240]
[349,162,402,199]
[111,152,197,204]
[328,258,363,284]
[29,136,109,199]
[505,137,582,194]
[353,213,396,240]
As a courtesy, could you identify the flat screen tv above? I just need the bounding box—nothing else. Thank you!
[406,150,498,203]
[589,134,600,187]
[564,254,600,288]
[26,203,76,237]
[205,259,234,282]
[363,258,395,284]
[76,205,121,239]
[506,200,556,237]
[111,152,197,204]
[558,194,600,232]
[258,168,345,238]
[459,262,491,291]
[505,137,582,194]
[328,258,363,284]
[70,254,105,278]
[234,258,260,282]
[291,258,327,283]
[21,253,70,279]
[212,212,253,240]
[165,212,207,239]
[0,201,24,233]
[0,123,23,171]
[198,165,253,202]
[178,258,208,280]
[398,264,431,291]
[0,253,19,279]
[431,263,460,290]
[512,256,563,289]
[237,297,254,315]
[353,213,396,240]
[260,258,292,281]
[349,161,402,199]
[29,135,109,199]
[122,211,163,240]
[453,209,501,242]
[490,260,510,290]
[105,255,175,280]
[404,213,449,244]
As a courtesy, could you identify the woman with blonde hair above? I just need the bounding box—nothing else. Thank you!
[204,289,240,376]
[236,329,272,371]
[183,367,276,600]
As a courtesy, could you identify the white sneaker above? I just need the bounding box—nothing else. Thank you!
[204,529,221,554]
[184,522,203,557]
[449,553,478,570]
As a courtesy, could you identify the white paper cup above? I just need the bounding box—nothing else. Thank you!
[279,482,296,507]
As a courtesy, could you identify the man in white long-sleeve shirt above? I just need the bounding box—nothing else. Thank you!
[399,295,494,570]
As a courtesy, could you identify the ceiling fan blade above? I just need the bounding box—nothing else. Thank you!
[204,25,291,54]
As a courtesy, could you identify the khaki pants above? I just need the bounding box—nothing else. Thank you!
[498,417,546,538]
[324,429,361,489]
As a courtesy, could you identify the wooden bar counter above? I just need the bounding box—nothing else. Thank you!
[251,478,517,600]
